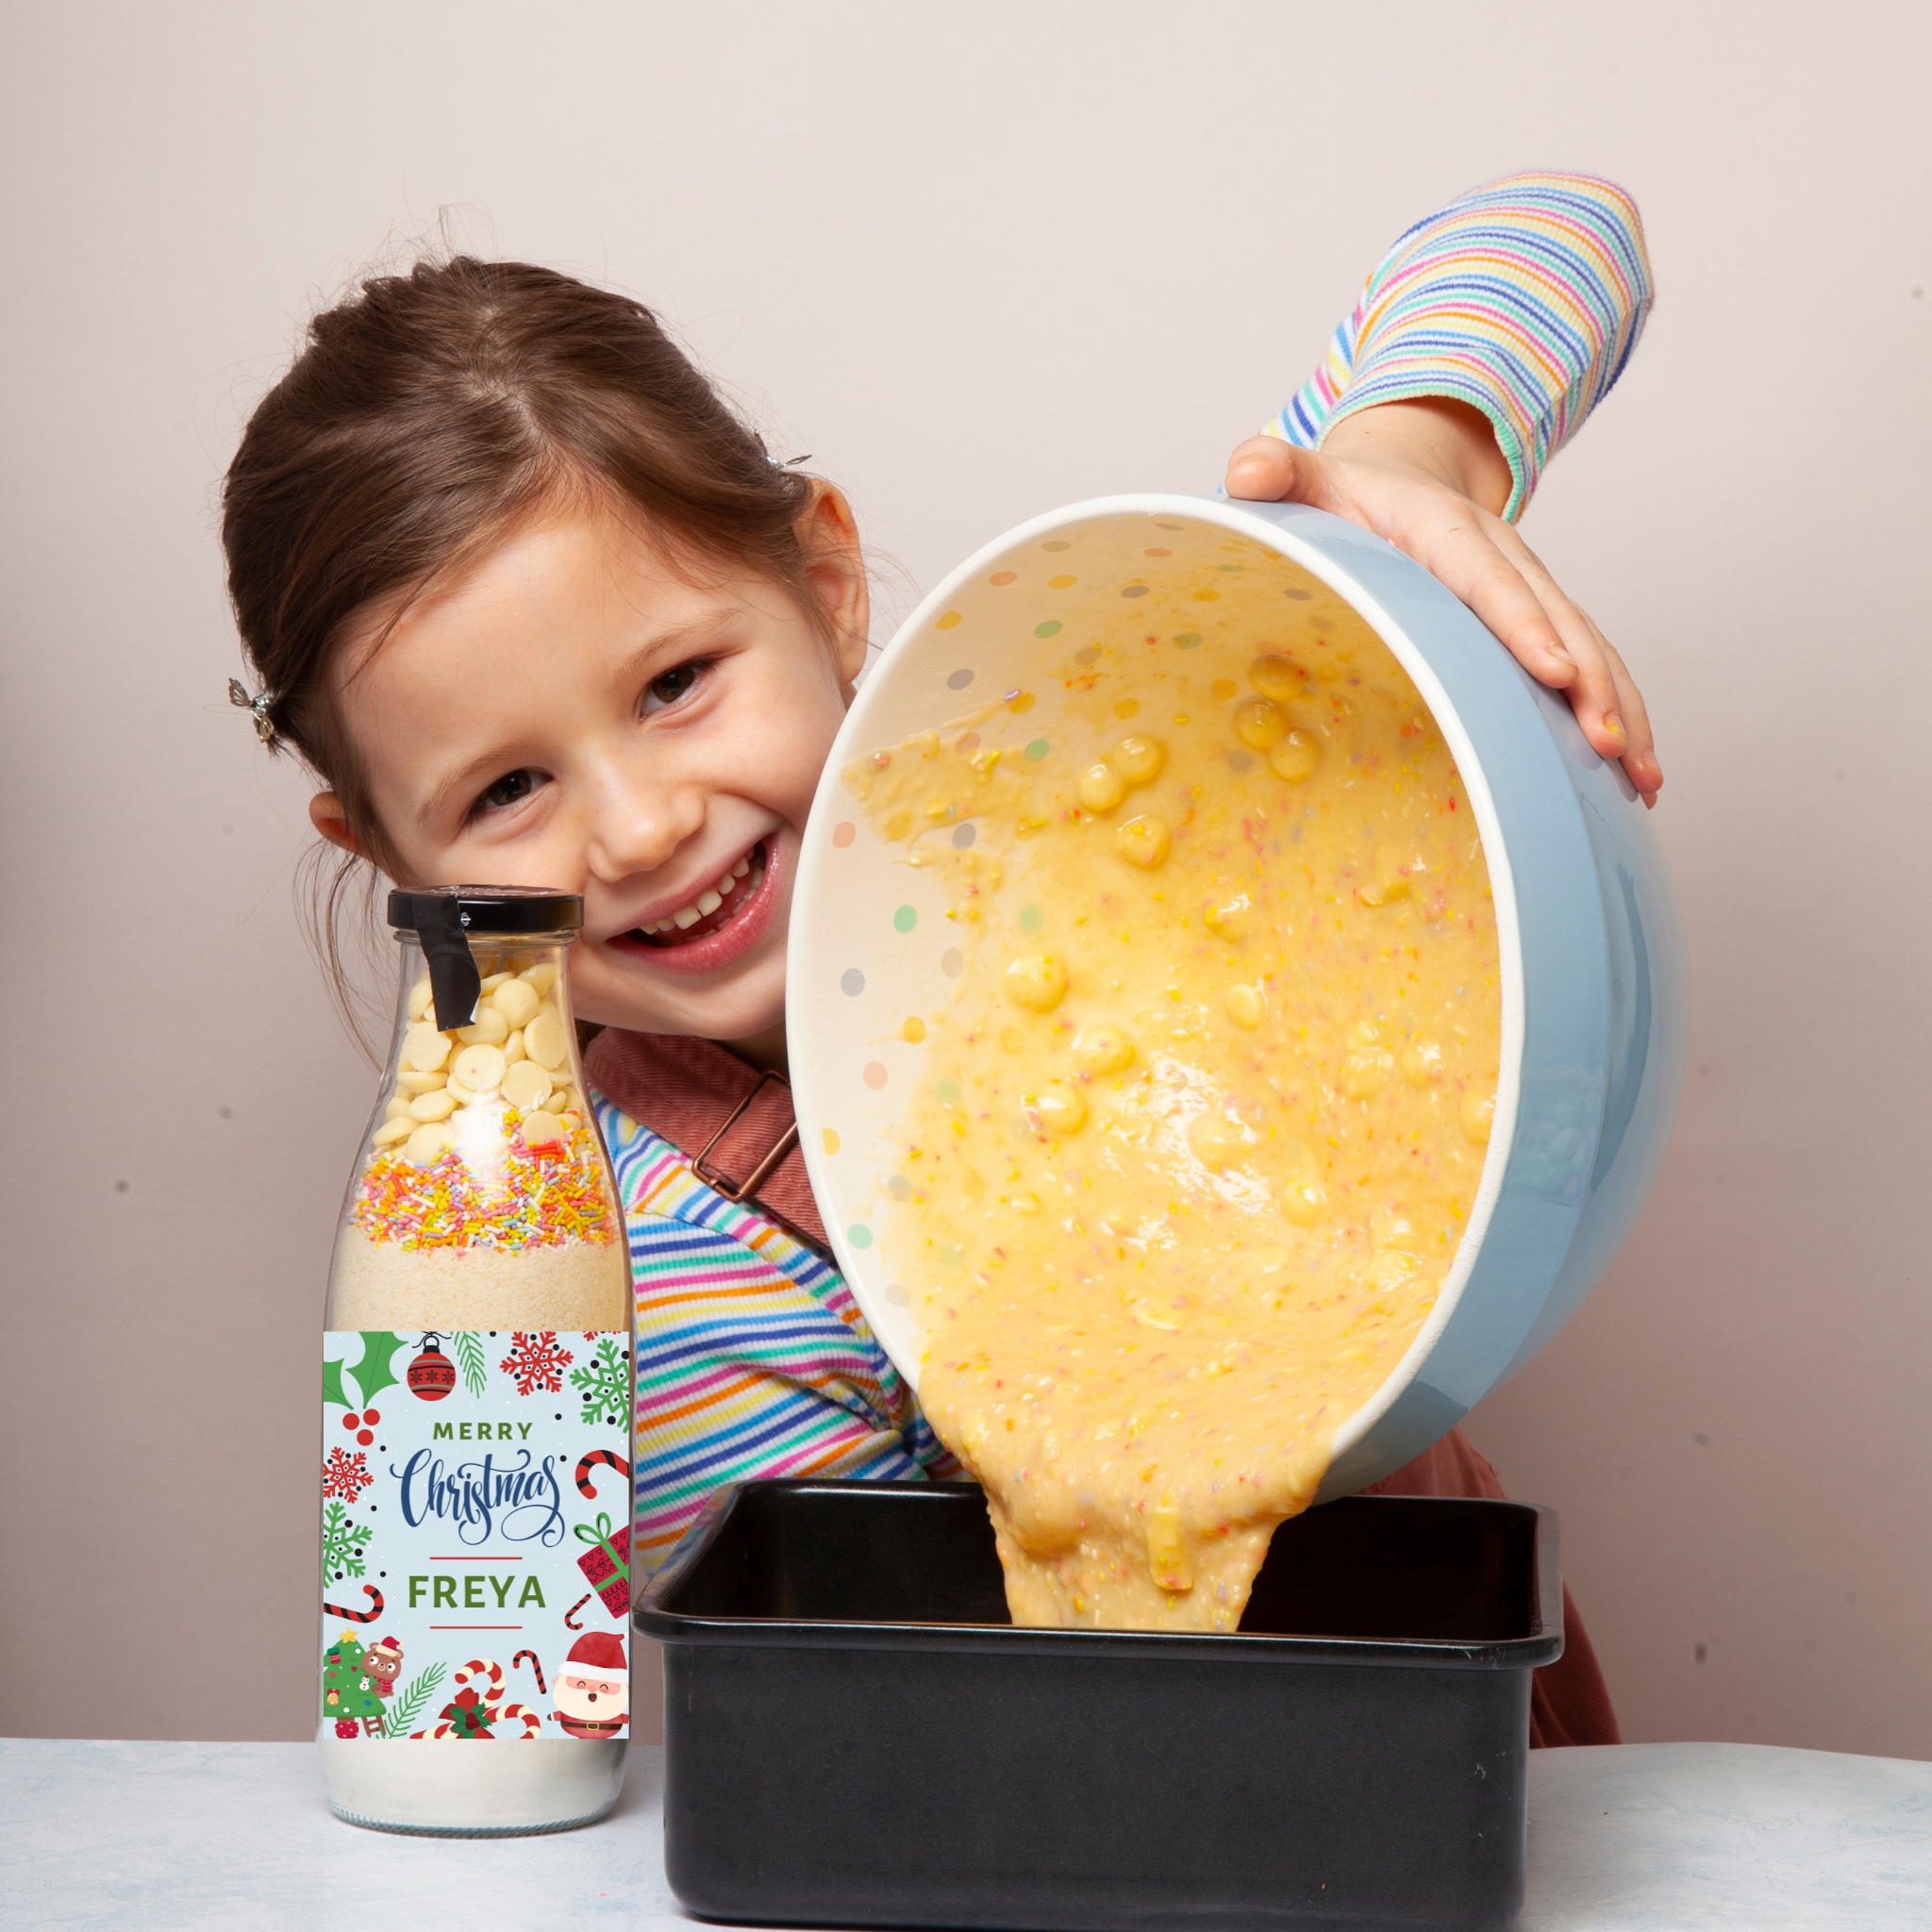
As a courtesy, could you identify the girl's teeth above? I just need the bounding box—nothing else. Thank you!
[642,848,765,941]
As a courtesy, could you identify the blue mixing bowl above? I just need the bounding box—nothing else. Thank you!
[789,493,1687,1497]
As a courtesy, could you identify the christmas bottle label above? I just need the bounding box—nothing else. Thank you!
[320,1331,632,1742]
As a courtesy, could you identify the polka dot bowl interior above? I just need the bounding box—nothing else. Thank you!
[789,493,1686,1500]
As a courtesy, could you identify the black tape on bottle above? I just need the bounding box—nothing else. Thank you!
[416,896,481,1033]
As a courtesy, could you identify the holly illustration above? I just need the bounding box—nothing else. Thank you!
[324,1333,407,1412]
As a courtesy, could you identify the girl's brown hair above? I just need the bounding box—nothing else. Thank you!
[223,255,824,1019]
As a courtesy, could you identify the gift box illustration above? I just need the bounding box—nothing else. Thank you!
[575,1512,630,1619]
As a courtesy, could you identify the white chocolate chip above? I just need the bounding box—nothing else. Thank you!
[404,1122,451,1167]
[372,1116,413,1147]
[1232,698,1288,750]
[519,1109,565,1151]
[1004,952,1068,1013]
[1205,893,1252,941]
[395,1069,447,1094]
[1076,762,1124,813]
[1370,1208,1425,1256]
[1187,1112,1253,1169]
[444,1075,477,1106]
[491,978,541,1029]
[1268,730,1322,784]
[452,1043,507,1094]
[1400,1039,1444,1086]
[400,1023,452,1073]
[1024,1088,1087,1135]
[457,1006,510,1047]
[519,962,558,996]
[1115,814,1171,869]
[407,977,434,1021]
[1279,1175,1327,1224]
[1071,1024,1135,1074]
[384,1095,413,1120]
[478,972,513,994]
[1111,735,1166,784]
[523,1011,569,1070]
[408,1089,458,1122]
[502,1028,525,1065]
[1224,983,1265,1029]
[1249,655,1307,704]
[1341,1049,1394,1099]
[561,1110,582,1131]
[501,1060,554,1112]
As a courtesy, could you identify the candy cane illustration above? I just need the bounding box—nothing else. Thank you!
[494,1701,543,1739]
[324,1584,384,1624]
[455,1657,506,1701]
[575,1449,631,1500]
[411,1658,517,1740]
[564,1593,593,1630]
[512,1649,547,1694]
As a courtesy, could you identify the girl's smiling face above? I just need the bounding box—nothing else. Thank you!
[311,489,869,1064]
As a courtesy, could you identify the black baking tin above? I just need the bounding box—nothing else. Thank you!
[636,1479,1563,1932]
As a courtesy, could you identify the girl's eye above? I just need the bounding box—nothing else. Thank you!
[473,768,543,816]
[643,658,707,714]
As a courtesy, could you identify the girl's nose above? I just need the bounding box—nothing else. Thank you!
[583,773,707,883]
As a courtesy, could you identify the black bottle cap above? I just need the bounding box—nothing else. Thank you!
[385,887,586,936]
[386,888,583,1031]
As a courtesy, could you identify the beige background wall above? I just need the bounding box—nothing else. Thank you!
[3,2,1926,1757]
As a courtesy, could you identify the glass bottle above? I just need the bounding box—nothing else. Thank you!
[318,888,633,1834]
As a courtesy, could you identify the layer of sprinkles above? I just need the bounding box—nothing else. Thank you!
[352,1116,619,1252]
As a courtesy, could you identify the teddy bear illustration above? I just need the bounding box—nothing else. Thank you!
[323,1633,404,1738]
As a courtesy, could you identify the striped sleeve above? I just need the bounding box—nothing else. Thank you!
[1262,171,1655,521]
[594,1090,959,1576]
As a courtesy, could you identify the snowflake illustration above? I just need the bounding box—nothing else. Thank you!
[500,1330,575,1395]
[570,1334,629,1424]
[323,1447,374,1502]
[321,1499,374,1583]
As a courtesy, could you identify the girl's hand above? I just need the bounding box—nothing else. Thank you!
[1224,399,1660,806]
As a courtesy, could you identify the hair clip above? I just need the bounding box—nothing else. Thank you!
[753,432,812,470]
[227,677,279,747]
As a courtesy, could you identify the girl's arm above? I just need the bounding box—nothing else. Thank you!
[1227,172,1660,804]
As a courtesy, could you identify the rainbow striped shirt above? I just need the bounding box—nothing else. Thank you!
[1262,171,1653,522]
[593,1096,958,1576]
[603,170,1654,1563]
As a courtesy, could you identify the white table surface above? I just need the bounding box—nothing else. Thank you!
[6,1739,1929,1929]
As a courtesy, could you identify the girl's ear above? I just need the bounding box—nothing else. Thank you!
[308,791,358,854]
[799,482,871,687]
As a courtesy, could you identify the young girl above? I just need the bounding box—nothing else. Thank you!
[227,171,1656,1749]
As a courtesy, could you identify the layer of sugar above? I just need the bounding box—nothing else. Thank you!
[320,1734,625,1832]
[325,1227,629,1329]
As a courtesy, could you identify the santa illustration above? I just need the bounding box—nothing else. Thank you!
[552,1632,627,1740]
